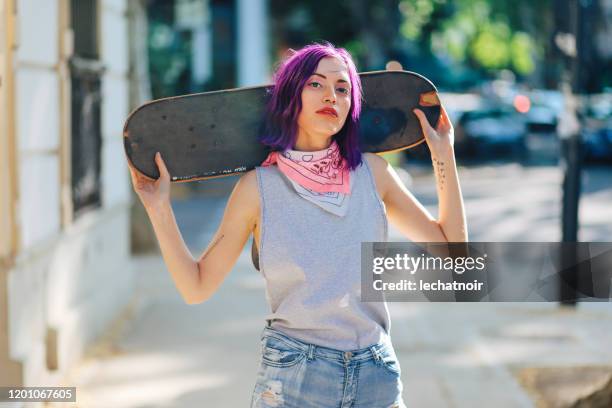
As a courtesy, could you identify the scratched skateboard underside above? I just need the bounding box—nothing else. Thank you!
[123,70,440,182]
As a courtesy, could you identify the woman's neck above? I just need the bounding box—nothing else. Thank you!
[293,131,332,152]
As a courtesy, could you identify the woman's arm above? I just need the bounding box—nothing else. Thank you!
[367,104,467,243]
[368,153,449,243]
[413,105,467,242]
[129,150,258,304]
[430,147,468,242]
[194,171,259,303]
[146,171,257,304]
[145,201,204,304]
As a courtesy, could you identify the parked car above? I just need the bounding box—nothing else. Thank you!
[582,116,612,163]
[524,89,564,134]
[525,103,558,133]
[569,93,612,163]
[455,106,528,159]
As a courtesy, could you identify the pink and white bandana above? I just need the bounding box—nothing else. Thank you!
[261,140,353,217]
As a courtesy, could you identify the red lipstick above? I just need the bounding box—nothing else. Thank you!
[316,107,338,117]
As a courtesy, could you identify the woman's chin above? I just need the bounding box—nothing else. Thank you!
[315,125,341,136]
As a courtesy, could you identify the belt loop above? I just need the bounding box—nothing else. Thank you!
[307,344,315,360]
[370,345,381,362]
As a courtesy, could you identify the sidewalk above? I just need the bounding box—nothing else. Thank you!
[60,163,612,407]
[60,250,267,408]
[63,253,612,408]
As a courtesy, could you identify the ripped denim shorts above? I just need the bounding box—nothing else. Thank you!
[250,326,406,408]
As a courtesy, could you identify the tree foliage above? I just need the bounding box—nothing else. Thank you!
[271,0,554,84]
[400,0,549,75]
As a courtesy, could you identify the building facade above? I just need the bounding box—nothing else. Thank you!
[1,0,270,400]
[0,0,134,392]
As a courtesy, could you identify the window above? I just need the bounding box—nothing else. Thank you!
[70,0,103,217]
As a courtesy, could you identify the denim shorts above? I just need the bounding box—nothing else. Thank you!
[250,326,406,408]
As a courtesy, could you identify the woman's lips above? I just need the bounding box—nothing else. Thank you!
[316,111,337,118]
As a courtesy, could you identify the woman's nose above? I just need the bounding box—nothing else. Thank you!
[324,91,336,104]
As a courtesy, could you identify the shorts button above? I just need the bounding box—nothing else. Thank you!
[344,351,352,360]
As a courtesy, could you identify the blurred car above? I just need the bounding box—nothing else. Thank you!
[582,116,612,163]
[584,93,611,121]
[528,89,565,115]
[525,103,558,133]
[575,93,612,163]
[525,89,564,135]
[455,106,528,158]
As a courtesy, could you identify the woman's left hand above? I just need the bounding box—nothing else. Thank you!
[413,104,455,159]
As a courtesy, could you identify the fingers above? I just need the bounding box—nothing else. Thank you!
[415,105,452,134]
[413,108,433,133]
[155,152,171,180]
[439,105,450,124]
[413,108,424,124]
[127,158,152,189]
[127,160,140,185]
[438,105,454,131]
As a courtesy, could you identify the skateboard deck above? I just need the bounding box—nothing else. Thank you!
[123,70,441,182]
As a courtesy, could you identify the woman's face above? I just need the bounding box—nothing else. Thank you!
[297,57,352,139]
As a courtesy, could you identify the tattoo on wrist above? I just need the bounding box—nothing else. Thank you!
[432,157,446,191]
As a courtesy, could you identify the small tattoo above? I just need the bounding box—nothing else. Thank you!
[432,157,446,191]
[201,234,225,260]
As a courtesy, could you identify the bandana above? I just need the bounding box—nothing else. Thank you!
[261,140,352,217]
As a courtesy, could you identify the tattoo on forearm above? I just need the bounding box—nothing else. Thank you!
[201,234,225,260]
[432,157,446,191]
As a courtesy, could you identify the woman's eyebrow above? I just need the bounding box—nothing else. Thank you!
[312,72,350,85]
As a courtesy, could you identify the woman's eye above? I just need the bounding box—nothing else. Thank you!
[309,82,349,94]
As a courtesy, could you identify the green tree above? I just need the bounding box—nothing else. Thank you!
[270,0,403,70]
[400,0,552,77]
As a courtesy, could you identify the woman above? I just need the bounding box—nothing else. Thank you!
[128,41,467,407]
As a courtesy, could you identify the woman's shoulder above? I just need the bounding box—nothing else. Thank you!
[362,152,387,169]
[361,152,389,200]
[236,169,259,195]
[361,152,389,178]
[229,169,260,220]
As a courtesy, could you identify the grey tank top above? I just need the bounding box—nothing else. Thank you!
[255,157,391,351]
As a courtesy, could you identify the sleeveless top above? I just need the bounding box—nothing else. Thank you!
[254,156,391,351]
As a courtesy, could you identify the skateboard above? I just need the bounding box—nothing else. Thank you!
[123,70,441,182]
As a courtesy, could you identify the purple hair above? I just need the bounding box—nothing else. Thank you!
[258,41,363,170]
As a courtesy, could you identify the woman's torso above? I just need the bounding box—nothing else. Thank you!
[251,154,384,250]
[251,153,391,350]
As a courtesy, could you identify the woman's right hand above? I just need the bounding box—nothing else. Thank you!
[128,152,171,211]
